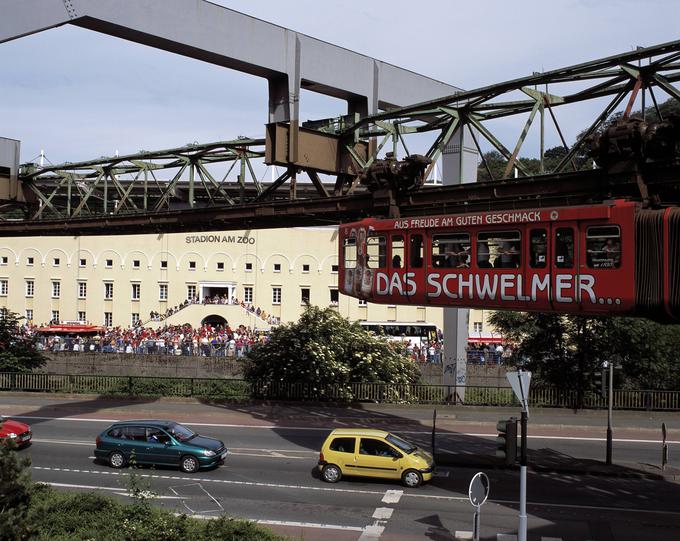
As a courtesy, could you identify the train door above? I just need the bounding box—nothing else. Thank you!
[551,224,580,313]
[406,232,426,304]
[582,223,628,313]
[525,227,550,311]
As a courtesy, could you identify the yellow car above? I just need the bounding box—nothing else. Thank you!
[318,428,434,488]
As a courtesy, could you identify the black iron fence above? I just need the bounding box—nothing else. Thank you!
[1,372,679,410]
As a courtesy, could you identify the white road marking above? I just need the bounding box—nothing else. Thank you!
[454,532,473,540]
[43,482,183,499]
[32,465,680,517]
[358,524,385,540]
[497,534,517,541]
[191,515,365,531]
[372,508,393,520]
[381,490,403,504]
[31,439,309,458]
[33,439,93,446]
[11,414,680,444]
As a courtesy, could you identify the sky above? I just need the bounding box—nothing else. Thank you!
[1,0,679,167]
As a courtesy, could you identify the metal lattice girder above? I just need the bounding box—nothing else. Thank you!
[342,39,680,179]
[18,139,267,219]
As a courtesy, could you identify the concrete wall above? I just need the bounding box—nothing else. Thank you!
[40,352,509,387]
[39,352,242,379]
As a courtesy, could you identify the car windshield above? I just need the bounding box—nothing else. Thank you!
[386,434,417,454]
[167,423,196,442]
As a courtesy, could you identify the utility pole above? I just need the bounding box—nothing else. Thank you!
[606,361,614,465]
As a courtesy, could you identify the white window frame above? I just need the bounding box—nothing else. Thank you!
[52,281,61,298]
[0,279,7,296]
[25,280,34,297]
[105,259,113,269]
[272,287,282,305]
[104,312,113,327]
[27,257,34,266]
[244,286,253,303]
[104,282,114,300]
[25,309,33,322]
[186,284,197,300]
[51,310,60,323]
[79,258,87,268]
[78,281,87,299]
[0,256,7,266]
[159,283,168,301]
[131,283,141,300]
[52,257,60,267]
[300,287,310,305]
[131,313,140,326]
[133,260,141,269]
[77,311,86,323]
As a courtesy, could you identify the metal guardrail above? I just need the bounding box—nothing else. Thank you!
[0,372,678,410]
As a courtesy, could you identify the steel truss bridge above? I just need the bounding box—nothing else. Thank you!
[2,40,680,236]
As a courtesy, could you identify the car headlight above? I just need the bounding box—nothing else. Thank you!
[8,433,17,439]
[202,450,216,457]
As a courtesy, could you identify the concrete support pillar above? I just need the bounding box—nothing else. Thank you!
[267,32,301,161]
[441,126,477,401]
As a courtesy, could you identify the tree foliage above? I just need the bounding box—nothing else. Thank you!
[0,440,34,540]
[0,311,46,373]
[243,305,420,396]
[489,311,680,391]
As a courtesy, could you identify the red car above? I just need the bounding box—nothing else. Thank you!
[0,416,32,447]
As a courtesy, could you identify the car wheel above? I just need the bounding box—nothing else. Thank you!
[180,455,199,473]
[402,469,423,488]
[321,464,342,483]
[109,450,126,469]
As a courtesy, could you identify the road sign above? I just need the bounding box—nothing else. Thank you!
[507,370,532,412]
[469,472,490,507]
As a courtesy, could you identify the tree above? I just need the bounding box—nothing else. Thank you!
[0,439,34,540]
[243,305,420,399]
[489,311,680,394]
[0,311,46,373]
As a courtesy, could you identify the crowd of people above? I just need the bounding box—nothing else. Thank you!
[466,342,512,364]
[147,295,279,326]
[29,322,267,358]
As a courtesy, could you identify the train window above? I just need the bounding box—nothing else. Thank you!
[391,235,404,268]
[477,231,521,269]
[367,236,387,268]
[344,238,357,269]
[410,235,424,268]
[586,226,621,269]
[530,229,548,268]
[432,233,471,269]
[555,228,574,268]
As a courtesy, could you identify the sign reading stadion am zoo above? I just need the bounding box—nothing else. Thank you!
[185,234,255,245]
[339,202,637,316]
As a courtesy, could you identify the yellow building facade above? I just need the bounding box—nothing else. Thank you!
[0,227,493,335]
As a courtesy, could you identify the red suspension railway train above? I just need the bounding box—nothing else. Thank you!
[338,200,680,321]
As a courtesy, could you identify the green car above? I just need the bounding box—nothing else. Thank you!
[95,420,227,473]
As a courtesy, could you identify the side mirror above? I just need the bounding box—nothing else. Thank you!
[394,452,403,459]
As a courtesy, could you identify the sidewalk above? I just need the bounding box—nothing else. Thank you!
[3,392,679,481]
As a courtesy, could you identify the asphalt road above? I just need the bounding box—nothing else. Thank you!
[3,394,680,540]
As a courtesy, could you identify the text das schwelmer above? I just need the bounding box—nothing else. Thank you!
[375,272,598,304]
[394,211,542,230]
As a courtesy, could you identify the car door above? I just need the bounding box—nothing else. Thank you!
[357,438,403,480]
[327,436,359,476]
[122,425,150,464]
[145,427,179,465]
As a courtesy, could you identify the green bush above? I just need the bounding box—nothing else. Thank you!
[27,484,286,541]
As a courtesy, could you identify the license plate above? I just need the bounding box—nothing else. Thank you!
[220,451,228,460]
[21,434,31,442]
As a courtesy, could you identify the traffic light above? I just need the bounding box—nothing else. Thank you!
[594,368,608,399]
[496,417,518,466]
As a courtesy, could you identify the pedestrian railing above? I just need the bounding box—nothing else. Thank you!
[0,372,678,410]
